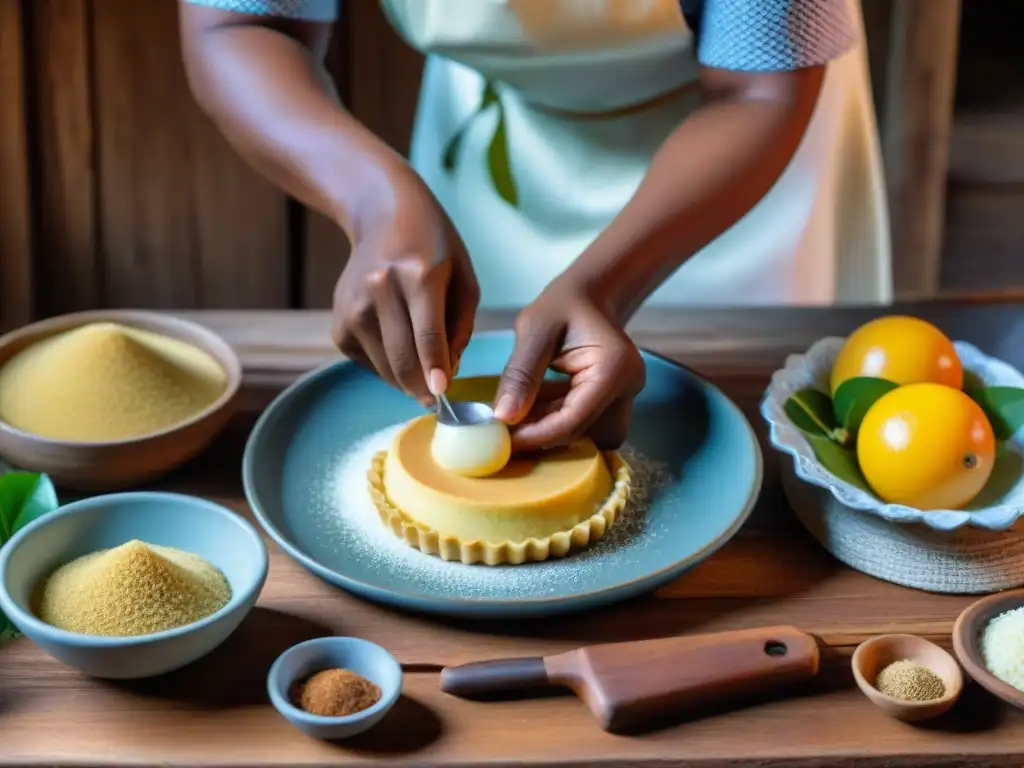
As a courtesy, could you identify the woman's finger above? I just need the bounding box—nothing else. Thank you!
[493,315,560,424]
[407,278,452,397]
[446,257,480,374]
[352,314,400,390]
[377,283,429,398]
[510,373,618,452]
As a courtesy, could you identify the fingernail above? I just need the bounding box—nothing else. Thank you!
[495,395,518,421]
[428,368,447,396]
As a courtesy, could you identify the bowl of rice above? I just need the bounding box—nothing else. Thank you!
[953,589,1024,711]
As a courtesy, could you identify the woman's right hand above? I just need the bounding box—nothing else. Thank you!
[331,167,479,405]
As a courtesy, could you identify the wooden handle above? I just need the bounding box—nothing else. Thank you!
[440,656,551,698]
[546,625,820,732]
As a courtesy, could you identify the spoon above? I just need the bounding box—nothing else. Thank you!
[436,393,460,425]
[436,399,497,427]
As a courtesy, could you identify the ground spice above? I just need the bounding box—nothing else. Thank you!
[292,668,382,717]
[37,540,231,636]
[875,659,946,702]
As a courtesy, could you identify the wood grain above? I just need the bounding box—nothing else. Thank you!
[444,626,822,733]
[6,305,1024,765]
[300,1,425,310]
[345,2,423,156]
[301,13,351,311]
[882,0,961,299]
[29,0,100,316]
[90,0,289,309]
[941,186,1024,294]
[0,0,33,333]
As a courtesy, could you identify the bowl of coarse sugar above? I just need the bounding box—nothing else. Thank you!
[953,589,1024,712]
[0,491,268,679]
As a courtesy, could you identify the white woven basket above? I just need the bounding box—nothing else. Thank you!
[763,338,1024,593]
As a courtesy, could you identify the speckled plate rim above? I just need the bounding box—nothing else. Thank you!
[241,331,763,618]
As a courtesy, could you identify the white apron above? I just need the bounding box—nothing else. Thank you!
[380,0,892,308]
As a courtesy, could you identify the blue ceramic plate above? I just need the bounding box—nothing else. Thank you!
[243,331,762,619]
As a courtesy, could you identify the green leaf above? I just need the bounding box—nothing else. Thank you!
[967,386,1024,441]
[0,472,59,541]
[833,377,898,440]
[487,106,519,208]
[0,614,15,641]
[441,81,500,173]
[0,472,59,641]
[783,388,837,437]
[441,127,467,172]
[804,434,871,492]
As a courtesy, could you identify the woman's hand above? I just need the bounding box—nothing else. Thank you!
[493,279,646,452]
[331,168,479,404]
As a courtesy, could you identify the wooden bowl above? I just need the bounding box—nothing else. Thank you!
[0,310,241,490]
[851,634,963,722]
[952,589,1024,711]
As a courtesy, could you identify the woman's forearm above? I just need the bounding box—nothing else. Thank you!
[178,8,405,239]
[568,66,825,322]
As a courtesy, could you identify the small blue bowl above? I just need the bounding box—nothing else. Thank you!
[0,491,268,679]
[268,637,403,740]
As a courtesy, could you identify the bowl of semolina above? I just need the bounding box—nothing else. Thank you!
[0,310,242,490]
[0,491,268,679]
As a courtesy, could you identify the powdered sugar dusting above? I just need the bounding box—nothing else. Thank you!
[304,422,670,598]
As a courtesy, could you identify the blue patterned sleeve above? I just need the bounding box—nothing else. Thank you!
[181,0,338,21]
[691,0,856,71]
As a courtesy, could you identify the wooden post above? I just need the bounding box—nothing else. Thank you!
[882,0,962,299]
[0,0,34,332]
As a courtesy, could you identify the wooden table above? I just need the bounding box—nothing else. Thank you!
[5,303,1024,767]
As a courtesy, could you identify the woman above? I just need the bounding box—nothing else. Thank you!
[178,0,890,451]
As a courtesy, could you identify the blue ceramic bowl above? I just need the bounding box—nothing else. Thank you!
[268,637,403,740]
[0,492,268,679]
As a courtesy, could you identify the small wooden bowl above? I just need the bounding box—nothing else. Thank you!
[851,634,963,722]
[0,310,241,490]
[952,589,1024,711]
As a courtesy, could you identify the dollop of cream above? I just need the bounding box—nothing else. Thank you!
[431,419,512,477]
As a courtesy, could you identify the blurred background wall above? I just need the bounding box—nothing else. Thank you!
[1,0,1021,332]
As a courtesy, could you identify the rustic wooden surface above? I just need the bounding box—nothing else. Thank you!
[10,0,1024,316]
[5,305,1024,767]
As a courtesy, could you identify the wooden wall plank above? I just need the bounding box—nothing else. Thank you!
[301,2,424,309]
[0,0,34,333]
[30,0,99,317]
[91,0,290,309]
[941,186,1024,294]
[946,2,1024,187]
[881,0,962,299]
[301,16,351,311]
[860,0,892,129]
[345,3,424,156]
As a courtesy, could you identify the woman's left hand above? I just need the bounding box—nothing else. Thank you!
[492,280,646,452]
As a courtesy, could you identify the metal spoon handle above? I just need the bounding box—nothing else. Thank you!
[437,393,460,424]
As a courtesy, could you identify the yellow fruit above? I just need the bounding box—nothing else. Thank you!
[830,316,962,395]
[857,383,995,510]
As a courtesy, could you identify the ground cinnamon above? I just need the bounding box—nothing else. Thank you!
[292,668,382,717]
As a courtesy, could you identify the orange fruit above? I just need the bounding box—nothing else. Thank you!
[856,383,995,510]
[830,316,962,394]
